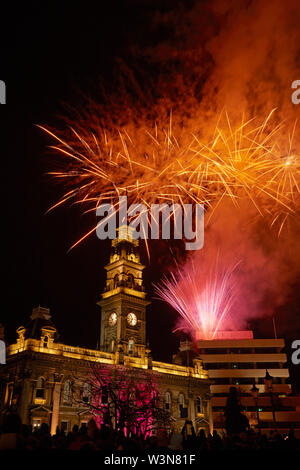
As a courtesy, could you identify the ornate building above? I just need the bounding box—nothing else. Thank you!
[0,230,212,435]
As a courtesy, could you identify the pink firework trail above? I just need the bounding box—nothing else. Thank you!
[154,255,240,340]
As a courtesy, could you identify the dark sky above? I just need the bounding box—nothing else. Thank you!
[1,1,299,391]
[1,1,181,356]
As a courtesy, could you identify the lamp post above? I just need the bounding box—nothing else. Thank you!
[264,370,277,430]
[250,383,260,431]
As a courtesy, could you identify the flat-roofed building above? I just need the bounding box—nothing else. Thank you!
[174,331,300,435]
[197,331,300,434]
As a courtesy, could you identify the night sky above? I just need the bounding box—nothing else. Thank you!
[1,1,300,390]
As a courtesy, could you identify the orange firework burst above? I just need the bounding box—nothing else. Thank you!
[39,109,300,248]
[190,110,300,232]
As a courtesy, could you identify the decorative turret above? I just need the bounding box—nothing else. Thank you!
[16,306,58,349]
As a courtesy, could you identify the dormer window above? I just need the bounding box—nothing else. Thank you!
[43,336,48,348]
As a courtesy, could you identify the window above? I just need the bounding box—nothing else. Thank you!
[43,336,48,348]
[196,396,202,414]
[179,393,188,418]
[255,348,279,354]
[36,377,45,399]
[151,390,158,407]
[257,362,281,369]
[205,348,228,354]
[82,383,91,403]
[63,380,72,404]
[128,339,134,354]
[178,393,185,409]
[113,274,119,288]
[165,392,171,411]
[212,378,231,384]
[127,273,134,288]
[206,363,228,369]
[233,378,251,385]
[102,386,108,404]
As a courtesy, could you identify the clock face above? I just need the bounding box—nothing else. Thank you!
[108,312,117,326]
[127,312,137,326]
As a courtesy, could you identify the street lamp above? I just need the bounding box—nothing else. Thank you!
[264,370,277,430]
[250,383,260,431]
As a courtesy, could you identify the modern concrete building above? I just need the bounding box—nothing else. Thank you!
[193,331,300,435]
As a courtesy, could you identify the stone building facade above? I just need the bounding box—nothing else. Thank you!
[0,231,212,435]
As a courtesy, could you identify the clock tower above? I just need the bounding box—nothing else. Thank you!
[97,227,150,360]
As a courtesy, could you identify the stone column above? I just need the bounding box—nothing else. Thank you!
[189,394,196,429]
[18,378,31,425]
[50,374,61,435]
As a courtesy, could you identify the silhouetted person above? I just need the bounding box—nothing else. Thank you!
[209,430,222,451]
[181,420,197,450]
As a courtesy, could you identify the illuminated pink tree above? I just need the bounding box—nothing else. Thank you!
[77,364,171,439]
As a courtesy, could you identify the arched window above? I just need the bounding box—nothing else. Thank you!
[63,380,72,404]
[178,393,185,409]
[36,377,45,399]
[43,336,48,348]
[82,383,91,403]
[179,393,187,418]
[164,392,171,411]
[196,396,202,414]
[127,273,134,288]
[128,339,134,354]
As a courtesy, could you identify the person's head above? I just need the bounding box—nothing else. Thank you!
[40,422,49,435]
[72,424,79,433]
[20,424,30,438]
[87,418,98,439]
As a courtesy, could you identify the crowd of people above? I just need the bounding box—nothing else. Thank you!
[0,413,299,452]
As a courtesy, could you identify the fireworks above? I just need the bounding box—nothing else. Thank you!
[154,253,240,340]
[39,110,300,248]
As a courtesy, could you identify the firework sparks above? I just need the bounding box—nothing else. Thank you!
[154,252,240,340]
[39,110,300,248]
